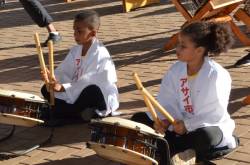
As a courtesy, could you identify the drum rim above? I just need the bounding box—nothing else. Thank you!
[0,112,44,127]
[0,113,44,123]
[87,141,159,165]
[90,117,164,137]
[0,89,47,103]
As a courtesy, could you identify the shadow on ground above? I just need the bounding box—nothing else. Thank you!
[35,155,118,165]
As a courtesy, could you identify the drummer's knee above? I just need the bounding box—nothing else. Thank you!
[131,112,153,127]
[41,84,49,100]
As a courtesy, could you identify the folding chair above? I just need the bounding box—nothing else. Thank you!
[234,7,250,29]
[165,0,249,51]
[233,1,250,42]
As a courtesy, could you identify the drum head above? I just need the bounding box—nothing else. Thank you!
[0,89,46,103]
[91,117,163,137]
[0,113,44,127]
[87,141,158,165]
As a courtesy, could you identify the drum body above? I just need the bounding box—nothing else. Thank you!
[88,117,163,165]
[0,89,48,127]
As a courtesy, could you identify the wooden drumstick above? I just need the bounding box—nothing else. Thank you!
[133,73,160,125]
[133,72,175,124]
[34,33,49,90]
[141,87,175,124]
[48,40,55,106]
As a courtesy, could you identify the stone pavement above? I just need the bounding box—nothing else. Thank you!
[0,0,250,164]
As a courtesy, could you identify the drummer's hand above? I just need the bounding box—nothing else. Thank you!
[173,120,187,135]
[154,119,169,134]
[50,82,65,92]
[40,68,50,83]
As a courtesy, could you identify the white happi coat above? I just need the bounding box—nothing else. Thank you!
[148,57,236,149]
[54,38,119,116]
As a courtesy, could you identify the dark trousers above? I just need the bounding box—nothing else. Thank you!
[41,84,106,119]
[19,0,53,27]
[131,112,225,162]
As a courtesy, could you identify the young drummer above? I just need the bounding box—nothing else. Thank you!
[132,21,239,164]
[41,10,119,125]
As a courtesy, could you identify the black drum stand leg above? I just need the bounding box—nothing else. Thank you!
[0,125,15,142]
[15,127,54,156]
[0,126,54,160]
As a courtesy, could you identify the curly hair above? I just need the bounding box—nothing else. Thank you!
[180,21,234,55]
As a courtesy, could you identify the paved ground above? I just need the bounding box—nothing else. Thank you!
[0,0,250,164]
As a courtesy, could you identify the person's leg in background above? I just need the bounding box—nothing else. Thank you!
[19,0,62,46]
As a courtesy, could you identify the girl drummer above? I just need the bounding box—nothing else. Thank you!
[132,21,239,164]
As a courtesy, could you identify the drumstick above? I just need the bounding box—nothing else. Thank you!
[133,72,175,124]
[141,87,175,124]
[133,73,160,125]
[34,33,49,90]
[48,40,55,106]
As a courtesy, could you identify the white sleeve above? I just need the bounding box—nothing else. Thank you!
[155,71,182,120]
[54,49,75,83]
[183,71,231,131]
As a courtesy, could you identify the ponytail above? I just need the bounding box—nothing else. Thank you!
[181,21,234,56]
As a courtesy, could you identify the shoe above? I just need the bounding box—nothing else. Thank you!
[0,0,5,7]
[43,33,62,47]
[234,52,250,67]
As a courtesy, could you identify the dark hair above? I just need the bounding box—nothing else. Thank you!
[181,21,234,55]
[74,10,100,30]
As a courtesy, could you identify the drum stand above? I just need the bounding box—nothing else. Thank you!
[0,126,54,161]
[0,125,15,142]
